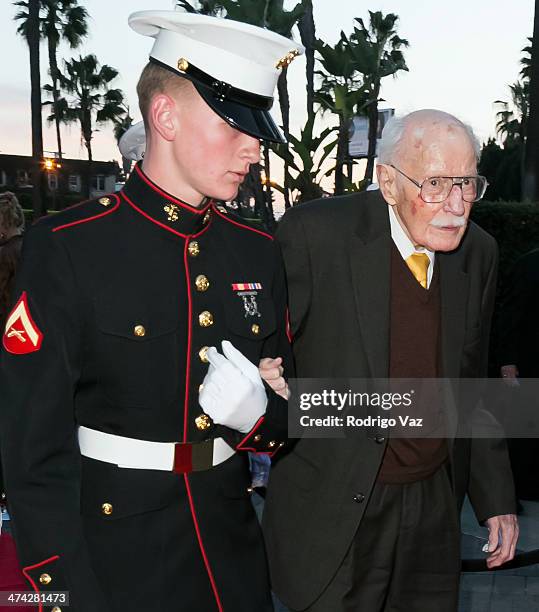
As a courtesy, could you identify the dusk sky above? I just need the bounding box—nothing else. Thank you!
[0,0,534,167]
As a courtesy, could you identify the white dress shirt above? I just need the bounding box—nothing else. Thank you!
[387,204,435,289]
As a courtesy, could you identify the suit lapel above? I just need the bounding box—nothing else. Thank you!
[439,251,469,378]
[349,193,470,381]
[349,195,391,378]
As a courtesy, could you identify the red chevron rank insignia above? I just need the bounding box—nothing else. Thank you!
[2,292,43,355]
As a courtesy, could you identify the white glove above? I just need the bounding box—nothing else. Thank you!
[199,340,268,433]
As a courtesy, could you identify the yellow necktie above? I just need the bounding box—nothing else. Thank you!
[405,253,430,289]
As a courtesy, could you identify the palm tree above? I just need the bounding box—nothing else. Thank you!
[347,12,408,185]
[297,0,316,125]
[494,42,532,201]
[45,55,125,162]
[521,37,533,82]
[175,0,223,15]
[523,1,539,202]
[14,0,46,217]
[315,35,367,195]
[272,114,337,203]
[45,54,125,196]
[495,80,529,145]
[14,0,89,160]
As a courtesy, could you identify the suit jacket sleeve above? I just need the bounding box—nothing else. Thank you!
[467,240,517,523]
[0,224,110,611]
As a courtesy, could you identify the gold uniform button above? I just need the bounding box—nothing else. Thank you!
[216,205,228,214]
[101,502,113,516]
[199,346,209,363]
[203,211,211,225]
[195,275,210,292]
[134,325,146,337]
[98,196,111,207]
[253,434,262,442]
[188,241,200,257]
[39,573,52,585]
[52,608,62,612]
[199,311,214,327]
[268,441,277,448]
[177,57,189,71]
[251,324,260,335]
[195,414,212,431]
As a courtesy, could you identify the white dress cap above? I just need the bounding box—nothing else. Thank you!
[129,10,304,143]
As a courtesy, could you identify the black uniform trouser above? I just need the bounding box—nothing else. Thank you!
[82,454,273,612]
[303,466,460,612]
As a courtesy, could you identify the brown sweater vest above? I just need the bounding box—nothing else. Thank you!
[377,244,448,484]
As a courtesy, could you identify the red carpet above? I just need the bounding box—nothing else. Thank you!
[0,532,34,612]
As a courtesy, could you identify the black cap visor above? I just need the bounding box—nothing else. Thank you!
[194,81,286,144]
[148,57,286,144]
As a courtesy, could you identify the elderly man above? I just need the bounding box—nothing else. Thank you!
[262,110,518,611]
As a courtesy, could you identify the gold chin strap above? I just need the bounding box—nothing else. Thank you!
[276,49,300,70]
[405,253,430,289]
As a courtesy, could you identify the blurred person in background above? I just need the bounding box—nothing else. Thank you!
[0,191,25,512]
[0,192,25,329]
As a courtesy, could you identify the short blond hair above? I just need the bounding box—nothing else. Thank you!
[136,62,192,125]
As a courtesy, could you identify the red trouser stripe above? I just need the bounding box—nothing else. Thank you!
[184,474,224,611]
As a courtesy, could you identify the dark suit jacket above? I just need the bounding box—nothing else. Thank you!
[263,191,516,611]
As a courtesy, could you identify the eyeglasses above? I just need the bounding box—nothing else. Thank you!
[389,165,488,204]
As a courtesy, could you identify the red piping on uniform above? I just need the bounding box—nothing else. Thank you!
[184,474,224,612]
[181,218,222,610]
[211,205,274,240]
[52,194,120,232]
[121,191,189,238]
[22,555,60,612]
[285,307,293,343]
[134,164,212,215]
[236,415,265,451]
[182,239,193,442]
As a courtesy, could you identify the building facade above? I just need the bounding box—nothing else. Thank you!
[0,154,120,210]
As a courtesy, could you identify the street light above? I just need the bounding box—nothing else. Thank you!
[43,157,61,210]
[43,157,61,171]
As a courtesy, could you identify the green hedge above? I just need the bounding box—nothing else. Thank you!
[471,201,539,289]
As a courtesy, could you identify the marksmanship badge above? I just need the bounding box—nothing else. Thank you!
[232,283,263,318]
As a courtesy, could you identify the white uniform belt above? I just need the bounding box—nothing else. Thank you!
[78,426,235,473]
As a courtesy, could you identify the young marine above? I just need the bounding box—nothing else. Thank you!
[1,9,302,612]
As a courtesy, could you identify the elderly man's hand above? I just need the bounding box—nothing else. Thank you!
[484,514,519,568]
[259,357,289,400]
